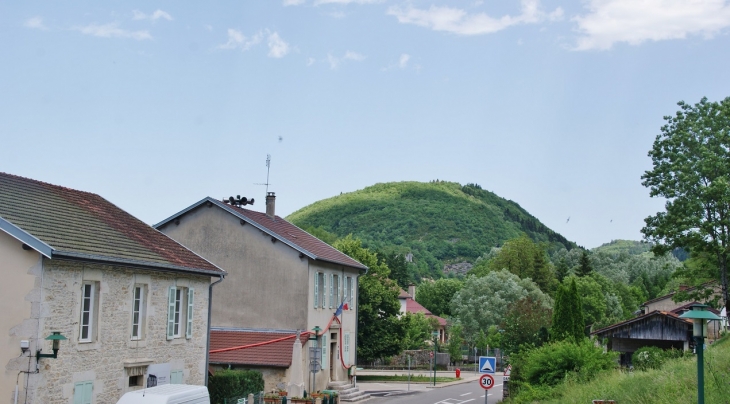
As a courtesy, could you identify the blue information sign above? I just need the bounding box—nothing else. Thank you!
[478,356,496,374]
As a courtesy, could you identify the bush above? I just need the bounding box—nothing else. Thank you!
[511,339,617,388]
[208,369,264,404]
[632,346,691,371]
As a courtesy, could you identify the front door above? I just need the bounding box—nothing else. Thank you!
[330,339,337,380]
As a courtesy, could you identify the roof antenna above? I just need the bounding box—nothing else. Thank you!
[255,154,272,193]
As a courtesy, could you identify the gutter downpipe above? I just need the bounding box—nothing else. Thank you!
[205,275,225,387]
[354,266,367,388]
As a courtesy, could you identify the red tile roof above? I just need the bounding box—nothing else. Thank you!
[155,197,367,271]
[209,330,310,367]
[399,291,448,326]
[0,172,223,275]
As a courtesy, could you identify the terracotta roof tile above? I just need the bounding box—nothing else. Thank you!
[0,172,222,275]
[209,330,310,367]
[400,292,447,326]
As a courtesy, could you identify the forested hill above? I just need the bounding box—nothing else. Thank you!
[287,181,576,278]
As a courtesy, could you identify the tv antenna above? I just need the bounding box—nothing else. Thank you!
[255,154,272,193]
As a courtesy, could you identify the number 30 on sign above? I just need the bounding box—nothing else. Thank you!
[479,374,495,390]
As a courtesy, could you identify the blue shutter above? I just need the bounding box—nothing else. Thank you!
[73,381,93,404]
[314,273,319,308]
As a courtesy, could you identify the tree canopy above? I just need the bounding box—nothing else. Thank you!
[550,279,585,343]
[415,278,464,317]
[333,235,404,362]
[641,97,730,315]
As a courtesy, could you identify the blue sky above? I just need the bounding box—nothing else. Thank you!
[2,0,730,249]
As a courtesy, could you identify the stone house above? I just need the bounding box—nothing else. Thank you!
[154,193,367,394]
[0,172,225,404]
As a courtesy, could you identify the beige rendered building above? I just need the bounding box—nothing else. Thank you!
[155,193,367,394]
[0,172,225,404]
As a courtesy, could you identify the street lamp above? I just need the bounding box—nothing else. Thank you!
[679,304,721,404]
[431,331,439,387]
[36,332,67,363]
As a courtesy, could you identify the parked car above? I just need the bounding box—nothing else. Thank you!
[116,384,210,404]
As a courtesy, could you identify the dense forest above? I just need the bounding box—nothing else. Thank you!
[287,181,576,279]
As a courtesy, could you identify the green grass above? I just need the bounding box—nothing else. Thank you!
[509,335,730,403]
[356,375,460,383]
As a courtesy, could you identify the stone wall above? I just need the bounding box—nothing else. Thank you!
[22,259,211,404]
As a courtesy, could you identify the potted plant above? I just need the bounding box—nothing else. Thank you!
[278,388,288,396]
[263,393,281,403]
[290,397,312,403]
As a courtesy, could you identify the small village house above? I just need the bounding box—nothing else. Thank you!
[155,193,368,397]
[0,172,224,404]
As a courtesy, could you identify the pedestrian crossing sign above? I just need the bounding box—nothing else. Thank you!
[479,356,496,374]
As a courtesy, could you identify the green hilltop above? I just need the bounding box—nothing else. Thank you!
[287,181,576,278]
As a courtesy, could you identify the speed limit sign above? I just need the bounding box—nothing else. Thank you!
[479,373,495,390]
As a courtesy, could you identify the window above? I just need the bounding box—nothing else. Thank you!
[131,285,146,340]
[167,286,194,340]
[321,335,327,369]
[346,276,355,310]
[344,333,350,365]
[170,370,183,384]
[128,375,142,387]
[331,274,339,309]
[73,381,93,404]
[79,283,97,342]
[314,272,327,308]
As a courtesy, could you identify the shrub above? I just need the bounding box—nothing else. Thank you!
[208,369,264,404]
[512,339,617,388]
[632,346,665,371]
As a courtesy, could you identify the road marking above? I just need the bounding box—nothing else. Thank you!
[460,392,472,396]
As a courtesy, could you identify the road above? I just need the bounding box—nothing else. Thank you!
[360,377,504,404]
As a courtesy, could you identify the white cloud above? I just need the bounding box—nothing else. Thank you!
[573,0,730,51]
[283,0,306,5]
[387,0,563,35]
[327,50,365,69]
[218,29,264,50]
[307,57,316,66]
[74,23,152,40]
[267,32,291,58]
[398,53,410,68]
[314,0,383,4]
[132,9,173,21]
[24,16,48,30]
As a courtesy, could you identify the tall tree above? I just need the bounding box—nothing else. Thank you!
[501,296,552,354]
[641,97,730,316]
[575,250,593,277]
[334,235,404,362]
[379,251,410,289]
[550,279,585,342]
[415,278,464,317]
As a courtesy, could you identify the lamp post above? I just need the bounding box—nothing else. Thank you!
[36,332,67,363]
[431,331,439,387]
[309,326,321,395]
[679,304,721,404]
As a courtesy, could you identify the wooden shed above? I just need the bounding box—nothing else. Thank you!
[591,311,692,366]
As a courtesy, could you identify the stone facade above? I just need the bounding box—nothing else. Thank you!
[10,259,211,404]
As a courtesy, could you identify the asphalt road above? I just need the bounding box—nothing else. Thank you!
[362,377,504,404]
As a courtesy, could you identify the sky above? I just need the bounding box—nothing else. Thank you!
[2,0,730,249]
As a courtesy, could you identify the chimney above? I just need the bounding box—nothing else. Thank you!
[265,192,276,217]
[408,284,416,299]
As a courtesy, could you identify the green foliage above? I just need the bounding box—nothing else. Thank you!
[450,270,551,344]
[378,251,411,289]
[470,234,557,294]
[510,339,617,389]
[592,239,653,256]
[446,323,465,363]
[287,181,575,279]
[550,279,584,342]
[208,369,264,404]
[475,325,503,350]
[501,296,552,354]
[575,250,593,277]
[641,96,730,318]
[334,235,404,362]
[415,278,463,317]
[401,312,438,350]
[631,346,667,371]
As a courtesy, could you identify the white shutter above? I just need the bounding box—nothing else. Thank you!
[73,381,93,404]
[186,288,194,339]
[321,335,327,369]
[344,333,350,365]
[314,273,319,308]
[329,274,334,308]
[322,274,327,308]
[167,286,176,340]
[350,278,355,310]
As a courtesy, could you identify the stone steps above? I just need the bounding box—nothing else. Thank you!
[327,381,370,402]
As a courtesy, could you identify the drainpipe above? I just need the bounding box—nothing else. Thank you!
[205,275,225,386]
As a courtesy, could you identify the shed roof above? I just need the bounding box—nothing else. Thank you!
[591,310,691,337]
[155,197,367,271]
[0,172,223,276]
[209,329,310,368]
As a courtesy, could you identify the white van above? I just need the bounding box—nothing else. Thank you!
[116,384,210,404]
